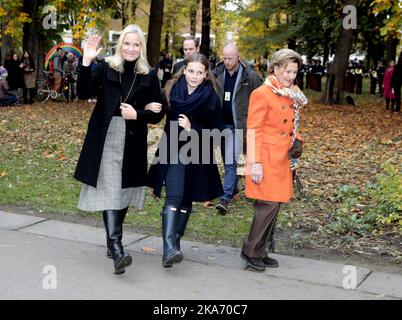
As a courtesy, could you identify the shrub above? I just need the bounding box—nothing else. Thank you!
[328,163,402,236]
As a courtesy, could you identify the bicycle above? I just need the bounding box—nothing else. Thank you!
[35,70,78,103]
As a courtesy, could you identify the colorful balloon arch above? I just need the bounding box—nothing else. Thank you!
[44,43,83,69]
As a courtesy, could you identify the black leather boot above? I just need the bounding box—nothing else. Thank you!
[103,210,132,274]
[161,205,183,268]
[176,207,191,251]
[106,207,128,259]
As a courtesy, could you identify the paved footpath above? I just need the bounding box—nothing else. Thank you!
[0,210,401,300]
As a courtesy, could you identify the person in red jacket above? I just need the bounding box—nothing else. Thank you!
[383,60,395,111]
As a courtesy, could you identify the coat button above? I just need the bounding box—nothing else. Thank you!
[129,131,133,135]
[281,105,286,110]
[289,132,293,136]
[281,132,286,137]
[283,119,288,124]
[292,119,295,123]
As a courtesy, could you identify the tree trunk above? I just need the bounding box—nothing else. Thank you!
[190,0,199,37]
[120,0,128,27]
[200,0,211,57]
[1,21,12,64]
[23,0,45,78]
[386,36,399,63]
[320,0,357,105]
[323,30,331,65]
[127,0,132,24]
[132,0,138,21]
[147,0,164,67]
[287,0,296,50]
[164,32,169,53]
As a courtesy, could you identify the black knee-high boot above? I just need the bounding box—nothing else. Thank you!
[162,205,183,268]
[106,207,129,259]
[103,210,132,274]
[176,207,191,252]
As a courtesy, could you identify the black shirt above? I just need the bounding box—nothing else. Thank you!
[114,60,138,116]
[222,69,238,125]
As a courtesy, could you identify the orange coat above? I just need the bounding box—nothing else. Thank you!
[245,84,302,203]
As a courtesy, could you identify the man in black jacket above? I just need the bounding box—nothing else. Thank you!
[213,43,262,214]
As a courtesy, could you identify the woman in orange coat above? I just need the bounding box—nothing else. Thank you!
[241,49,308,271]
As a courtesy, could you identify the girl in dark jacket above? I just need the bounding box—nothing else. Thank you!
[75,25,164,275]
[148,53,223,267]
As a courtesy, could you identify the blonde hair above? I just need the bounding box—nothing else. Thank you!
[268,49,302,74]
[105,24,150,74]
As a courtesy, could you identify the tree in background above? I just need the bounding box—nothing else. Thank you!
[22,0,46,75]
[190,0,201,37]
[109,0,146,26]
[147,0,164,67]
[321,0,359,105]
[200,0,211,57]
[290,0,338,64]
[0,0,30,62]
[162,0,186,56]
[238,0,290,59]
[51,0,113,44]
[371,0,401,62]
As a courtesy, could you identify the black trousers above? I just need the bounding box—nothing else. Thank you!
[23,88,35,104]
[393,85,401,112]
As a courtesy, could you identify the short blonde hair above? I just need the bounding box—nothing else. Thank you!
[268,49,302,74]
[105,24,150,74]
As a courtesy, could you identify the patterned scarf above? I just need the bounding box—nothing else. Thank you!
[264,74,308,148]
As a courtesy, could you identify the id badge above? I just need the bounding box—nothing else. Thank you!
[224,92,231,101]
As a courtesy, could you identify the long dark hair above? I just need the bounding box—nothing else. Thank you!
[22,50,35,69]
[165,53,216,102]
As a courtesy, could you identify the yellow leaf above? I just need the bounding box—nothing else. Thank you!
[141,246,157,253]
[1,171,8,177]
[203,201,214,208]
